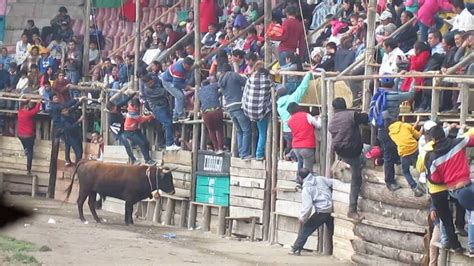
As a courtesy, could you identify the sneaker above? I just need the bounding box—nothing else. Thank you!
[166,144,181,151]
[412,185,424,197]
[446,108,460,114]
[65,161,72,167]
[347,211,364,222]
[288,247,301,256]
[387,183,402,191]
[145,160,157,166]
[178,116,190,122]
[242,155,253,161]
[443,241,464,254]
[255,157,264,161]
[455,227,468,237]
[215,150,224,155]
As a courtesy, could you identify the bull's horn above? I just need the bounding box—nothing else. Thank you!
[161,167,177,173]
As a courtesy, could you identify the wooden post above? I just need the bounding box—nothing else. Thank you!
[82,0,91,77]
[217,206,226,235]
[188,202,197,229]
[146,200,156,221]
[325,80,335,178]
[82,101,87,158]
[319,72,327,175]
[202,205,211,231]
[362,0,377,111]
[263,116,272,241]
[250,217,257,241]
[164,198,175,225]
[48,132,60,198]
[31,175,37,197]
[133,0,141,90]
[0,173,3,195]
[269,62,279,243]
[190,0,201,203]
[200,124,206,150]
[430,78,440,120]
[153,197,162,223]
[460,83,469,125]
[179,201,188,228]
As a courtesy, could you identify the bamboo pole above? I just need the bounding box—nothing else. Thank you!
[319,72,327,175]
[89,1,182,74]
[190,0,201,205]
[133,0,141,90]
[82,0,91,77]
[430,78,440,120]
[327,73,473,81]
[362,0,377,111]
[460,83,470,125]
[263,0,272,243]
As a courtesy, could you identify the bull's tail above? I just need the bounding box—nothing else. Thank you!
[64,160,87,202]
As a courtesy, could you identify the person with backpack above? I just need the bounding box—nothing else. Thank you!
[369,77,415,191]
[328,98,368,221]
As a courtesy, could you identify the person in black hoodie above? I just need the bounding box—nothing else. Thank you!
[328,98,368,221]
[60,106,83,165]
[439,35,458,112]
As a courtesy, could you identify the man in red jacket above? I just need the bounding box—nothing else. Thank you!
[270,6,306,65]
[17,99,42,175]
[287,102,320,173]
[426,125,474,212]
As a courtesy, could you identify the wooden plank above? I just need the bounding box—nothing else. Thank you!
[447,251,474,264]
[351,253,401,265]
[231,157,266,170]
[333,201,350,216]
[230,167,266,179]
[173,180,191,190]
[165,163,192,173]
[276,230,318,250]
[231,220,264,239]
[276,190,301,203]
[0,155,51,167]
[276,169,298,181]
[172,171,192,182]
[333,235,355,262]
[230,195,264,209]
[277,180,298,188]
[333,217,356,239]
[230,186,265,199]
[276,214,300,233]
[3,175,49,187]
[230,176,265,188]
[333,179,351,193]
[4,182,47,195]
[332,190,350,204]
[275,200,300,218]
[0,162,50,173]
[277,160,320,173]
[229,206,263,220]
[163,150,192,165]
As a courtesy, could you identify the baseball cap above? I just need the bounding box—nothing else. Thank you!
[380,11,392,21]
[423,120,437,132]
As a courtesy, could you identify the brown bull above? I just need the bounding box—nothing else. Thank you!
[65,160,175,225]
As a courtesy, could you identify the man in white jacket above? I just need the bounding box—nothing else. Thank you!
[290,168,334,255]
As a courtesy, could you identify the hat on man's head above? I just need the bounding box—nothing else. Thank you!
[383,23,397,35]
[380,10,392,21]
[59,6,68,13]
[423,120,437,132]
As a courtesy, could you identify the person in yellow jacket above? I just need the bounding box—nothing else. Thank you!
[385,112,424,197]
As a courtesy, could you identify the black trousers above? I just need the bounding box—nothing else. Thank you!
[293,212,333,250]
[19,136,35,172]
[431,190,461,247]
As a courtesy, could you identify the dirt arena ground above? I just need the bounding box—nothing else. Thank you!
[0,196,348,265]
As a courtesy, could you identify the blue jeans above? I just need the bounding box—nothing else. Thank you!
[161,80,185,119]
[152,105,173,147]
[378,127,400,186]
[278,51,291,66]
[228,108,251,158]
[124,130,151,162]
[400,152,418,189]
[439,221,449,247]
[451,182,474,211]
[418,21,429,42]
[467,210,474,251]
[256,116,269,159]
[64,131,83,163]
[115,132,136,161]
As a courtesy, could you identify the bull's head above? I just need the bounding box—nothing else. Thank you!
[157,167,176,195]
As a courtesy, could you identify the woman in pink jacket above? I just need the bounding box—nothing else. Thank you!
[417,0,453,41]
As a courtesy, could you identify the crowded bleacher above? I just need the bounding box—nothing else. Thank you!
[0,0,474,257]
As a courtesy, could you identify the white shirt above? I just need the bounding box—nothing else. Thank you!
[451,9,474,32]
[379,47,407,74]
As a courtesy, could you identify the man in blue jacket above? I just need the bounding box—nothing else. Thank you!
[160,56,194,122]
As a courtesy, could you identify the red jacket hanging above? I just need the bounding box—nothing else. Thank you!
[121,0,148,22]
[199,0,218,34]
[400,50,430,92]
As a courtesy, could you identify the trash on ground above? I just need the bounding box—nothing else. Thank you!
[47,218,56,224]
[162,233,176,239]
